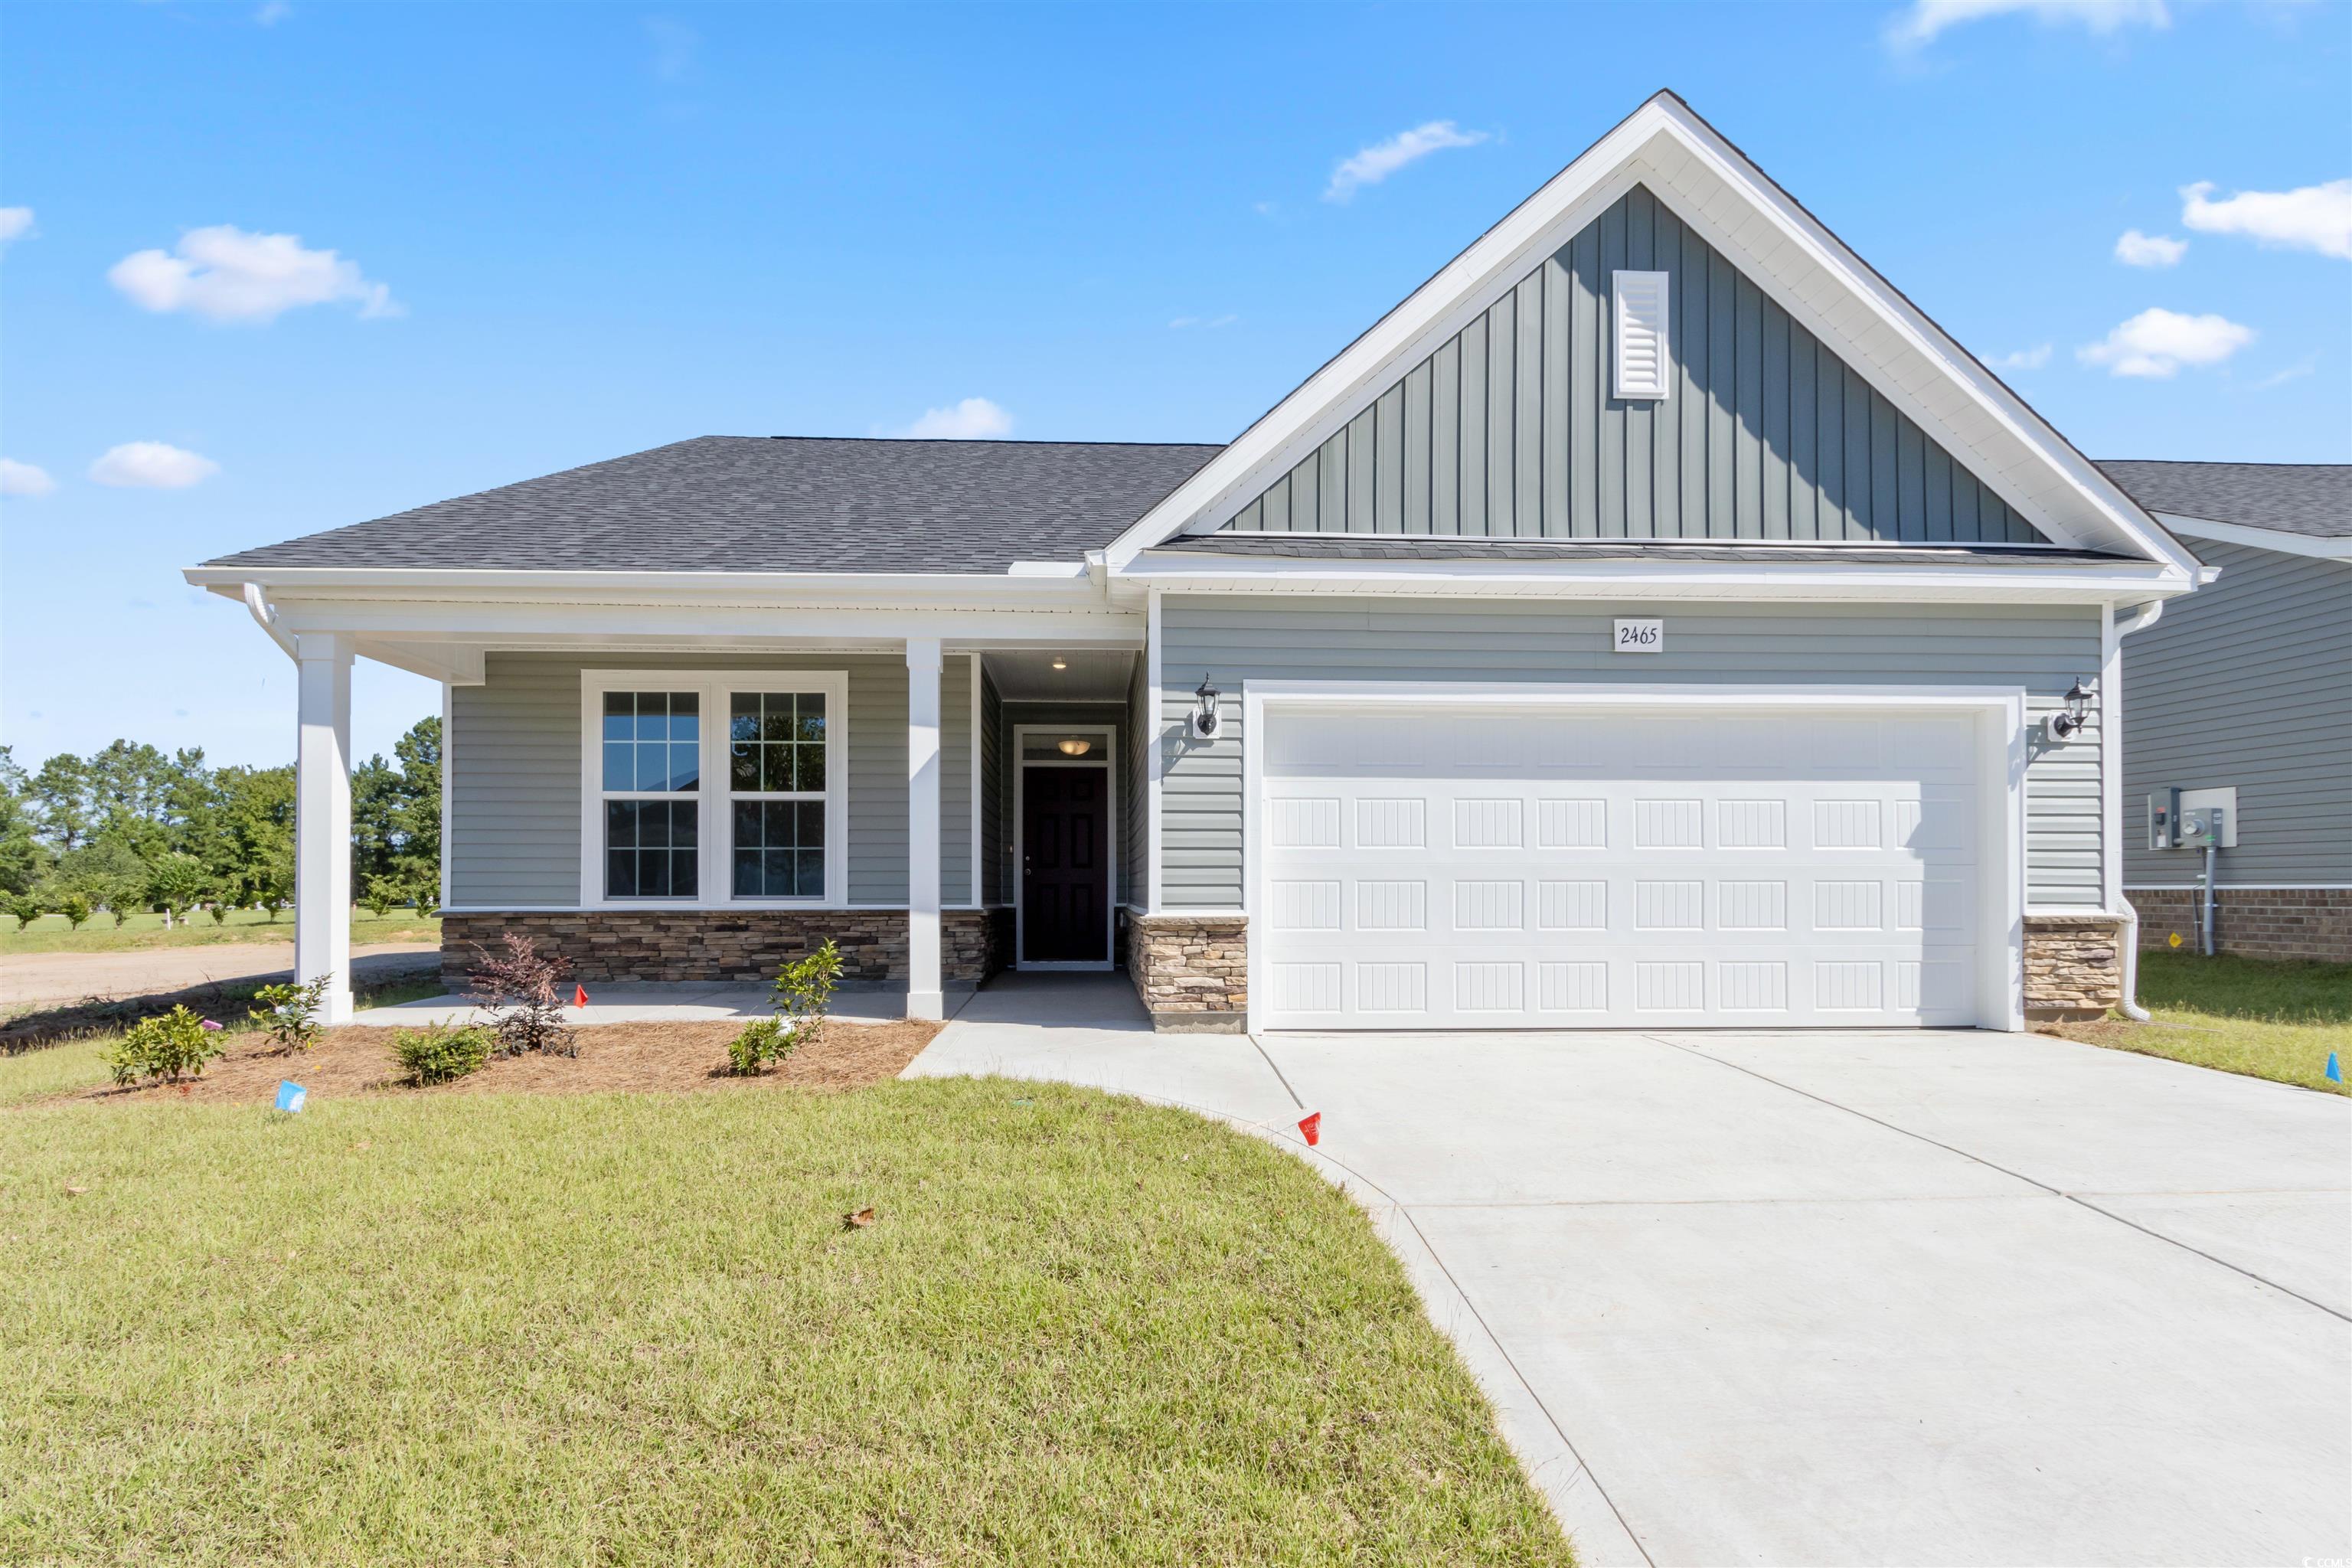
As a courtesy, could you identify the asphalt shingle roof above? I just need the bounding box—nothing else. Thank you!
[2099,460,2351,541]
[203,436,1227,575]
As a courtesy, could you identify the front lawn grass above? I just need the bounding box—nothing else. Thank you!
[1,1081,1570,1565]
[2,905,439,955]
[2050,951,2350,1095]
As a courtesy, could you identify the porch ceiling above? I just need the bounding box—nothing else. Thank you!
[984,649,1135,702]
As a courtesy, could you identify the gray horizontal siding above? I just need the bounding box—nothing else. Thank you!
[2123,542,2352,887]
[450,651,975,908]
[1157,596,2104,910]
[1223,184,2043,547]
[1125,655,1151,912]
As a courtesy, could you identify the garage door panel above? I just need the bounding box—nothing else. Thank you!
[1261,707,1989,1029]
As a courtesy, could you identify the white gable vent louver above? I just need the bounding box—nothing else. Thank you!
[1612,270,1671,400]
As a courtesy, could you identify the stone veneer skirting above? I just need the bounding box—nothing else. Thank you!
[441,908,1013,989]
[2021,914,2124,1021]
[2125,887,2352,964]
[1130,914,1248,1033]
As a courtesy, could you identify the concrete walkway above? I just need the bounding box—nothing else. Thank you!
[909,975,2352,1566]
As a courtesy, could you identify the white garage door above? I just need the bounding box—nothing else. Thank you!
[1259,705,1989,1029]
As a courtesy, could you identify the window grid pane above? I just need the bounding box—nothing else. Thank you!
[603,797,698,900]
[731,792,826,898]
[603,691,700,796]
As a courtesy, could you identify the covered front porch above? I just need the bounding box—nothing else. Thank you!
[235,570,1152,1025]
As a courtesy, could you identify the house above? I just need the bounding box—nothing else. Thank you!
[188,93,2205,1032]
[2098,462,2350,962]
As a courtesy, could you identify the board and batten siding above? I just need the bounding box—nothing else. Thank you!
[449,651,976,909]
[1220,184,2044,547]
[2122,541,2352,887]
[1157,597,2105,910]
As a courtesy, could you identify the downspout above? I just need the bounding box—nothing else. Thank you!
[243,581,299,660]
[2110,599,2165,1021]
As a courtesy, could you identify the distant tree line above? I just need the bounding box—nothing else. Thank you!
[0,716,440,930]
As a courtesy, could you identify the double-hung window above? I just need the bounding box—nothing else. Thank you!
[583,671,847,907]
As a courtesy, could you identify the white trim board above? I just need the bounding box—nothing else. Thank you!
[1240,681,2029,1034]
[1102,93,2197,586]
[2153,512,2352,564]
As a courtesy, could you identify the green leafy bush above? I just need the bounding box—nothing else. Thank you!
[105,1005,225,1086]
[773,939,843,1039]
[249,975,332,1055]
[7,893,41,932]
[725,1016,794,1076]
[393,1023,493,1086]
[60,893,91,930]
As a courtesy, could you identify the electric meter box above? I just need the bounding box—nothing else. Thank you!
[2150,786,2239,851]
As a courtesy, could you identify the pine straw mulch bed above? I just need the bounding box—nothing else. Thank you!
[62,1018,945,1108]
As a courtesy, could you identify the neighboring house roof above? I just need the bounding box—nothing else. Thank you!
[2099,461,2351,541]
[202,436,1226,576]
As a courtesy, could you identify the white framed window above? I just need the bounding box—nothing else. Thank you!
[579,670,848,909]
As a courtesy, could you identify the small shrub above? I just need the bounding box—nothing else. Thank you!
[393,1022,493,1086]
[725,1015,794,1076]
[206,902,230,926]
[359,877,400,919]
[60,894,91,930]
[105,1005,225,1086]
[7,893,41,932]
[773,939,843,1042]
[249,975,332,1055]
[467,932,577,1058]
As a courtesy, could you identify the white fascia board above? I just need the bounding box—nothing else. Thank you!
[2154,512,2352,563]
[1122,552,2187,604]
[185,564,1106,607]
[1099,92,2197,589]
[260,596,1145,645]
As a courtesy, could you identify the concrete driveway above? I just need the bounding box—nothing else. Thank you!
[909,976,2352,1566]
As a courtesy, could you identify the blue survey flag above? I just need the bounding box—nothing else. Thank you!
[2328,1054,2343,1085]
[276,1081,308,1113]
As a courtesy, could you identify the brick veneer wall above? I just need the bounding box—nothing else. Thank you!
[1130,914,1247,1033]
[441,908,1011,989]
[2022,915,2124,1021]
[2125,887,2352,963]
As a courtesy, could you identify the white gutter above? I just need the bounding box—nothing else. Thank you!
[243,581,298,660]
[2109,598,2166,1022]
[2154,511,2352,564]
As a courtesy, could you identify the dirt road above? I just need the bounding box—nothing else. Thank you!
[2,942,440,1011]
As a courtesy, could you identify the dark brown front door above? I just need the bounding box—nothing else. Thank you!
[1021,765,1108,963]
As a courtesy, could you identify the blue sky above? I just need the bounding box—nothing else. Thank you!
[4,0,2345,769]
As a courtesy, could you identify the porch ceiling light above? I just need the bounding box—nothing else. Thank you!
[2047,678,2094,740]
[1050,658,1067,670]
[1057,738,1092,757]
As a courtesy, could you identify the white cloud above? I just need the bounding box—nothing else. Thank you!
[2113,229,2186,267]
[1169,314,1239,330]
[1325,120,1490,203]
[1886,0,2167,49]
[2247,354,2318,391]
[2180,178,2352,260]
[2076,308,2254,378]
[108,225,399,324]
[893,398,1014,440]
[1991,343,2052,370]
[0,207,33,247]
[0,458,57,497]
[88,441,220,488]
[254,1,290,23]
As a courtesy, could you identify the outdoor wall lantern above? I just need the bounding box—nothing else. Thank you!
[2047,678,2095,740]
[1189,675,1222,740]
[1056,738,1092,757]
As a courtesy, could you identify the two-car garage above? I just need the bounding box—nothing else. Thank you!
[1251,693,2021,1031]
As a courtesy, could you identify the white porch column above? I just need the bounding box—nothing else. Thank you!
[295,632,354,1024]
[906,637,944,1020]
